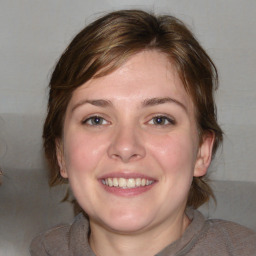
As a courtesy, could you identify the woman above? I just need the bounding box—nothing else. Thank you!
[30,10,256,255]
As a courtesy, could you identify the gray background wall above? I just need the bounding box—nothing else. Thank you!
[0,1,256,255]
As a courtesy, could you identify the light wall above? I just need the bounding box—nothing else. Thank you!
[1,0,256,182]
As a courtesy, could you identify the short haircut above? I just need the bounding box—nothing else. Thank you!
[43,9,223,209]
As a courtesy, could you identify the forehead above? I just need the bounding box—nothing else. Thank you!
[68,51,194,112]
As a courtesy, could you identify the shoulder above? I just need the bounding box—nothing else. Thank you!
[30,213,88,256]
[182,209,256,255]
[207,218,256,240]
[201,218,256,255]
[30,224,71,255]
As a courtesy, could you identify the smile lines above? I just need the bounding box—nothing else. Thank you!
[102,177,154,189]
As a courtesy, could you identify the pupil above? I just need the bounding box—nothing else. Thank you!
[155,117,163,124]
[93,117,101,124]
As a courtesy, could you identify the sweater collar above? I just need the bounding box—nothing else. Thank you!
[69,208,208,256]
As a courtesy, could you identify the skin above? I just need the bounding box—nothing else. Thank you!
[57,50,214,256]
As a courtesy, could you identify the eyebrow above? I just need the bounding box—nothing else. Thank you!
[71,99,113,112]
[142,97,187,112]
[71,97,187,112]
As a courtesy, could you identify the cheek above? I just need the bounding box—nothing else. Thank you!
[63,130,108,174]
[146,133,198,209]
[148,132,197,175]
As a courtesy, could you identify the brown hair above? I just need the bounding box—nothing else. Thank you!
[43,9,223,209]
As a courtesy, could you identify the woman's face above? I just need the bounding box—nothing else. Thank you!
[57,50,213,234]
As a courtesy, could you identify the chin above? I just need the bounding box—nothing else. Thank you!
[96,209,155,234]
[105,220,151,234]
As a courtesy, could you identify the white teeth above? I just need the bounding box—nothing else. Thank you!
[102,177,154,188]
[135,178,141,187]
[107,178,113,187]
[127,178,136,188]
[113,178,118,187]
[119,178,127,187]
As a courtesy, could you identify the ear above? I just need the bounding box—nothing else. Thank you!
[56,139,68,178]
[194,132,215,177]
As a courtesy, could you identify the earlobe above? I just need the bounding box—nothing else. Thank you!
[56,139,68,178]
[194,132,215,177]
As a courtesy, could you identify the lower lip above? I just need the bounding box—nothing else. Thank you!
[100,182,156,197]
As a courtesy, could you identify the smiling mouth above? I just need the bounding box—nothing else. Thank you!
[101,177,154,189]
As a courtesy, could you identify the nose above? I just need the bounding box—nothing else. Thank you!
[107,124,146,163]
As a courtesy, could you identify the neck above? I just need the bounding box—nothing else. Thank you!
[89,211,190,256]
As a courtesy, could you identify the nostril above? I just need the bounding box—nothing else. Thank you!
[107,128,146,162]
[108,149,145,162]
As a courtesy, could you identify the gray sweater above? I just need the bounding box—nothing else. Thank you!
[30,209,256,255]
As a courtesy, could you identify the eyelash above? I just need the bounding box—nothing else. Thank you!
[82,116,109,126]
[148,115,176,126]
[82,115,175,127]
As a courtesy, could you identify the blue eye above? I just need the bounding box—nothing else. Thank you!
[83,116,108,126]
[149,116,175,125]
